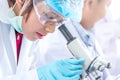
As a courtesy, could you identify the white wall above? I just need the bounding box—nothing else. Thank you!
[109,0,120,20]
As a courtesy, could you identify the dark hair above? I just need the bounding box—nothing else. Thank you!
[22,0,33,15]
[23,0,33,22]
[10,0,33,15]
[10,0,33,21]
[10,0,16,4]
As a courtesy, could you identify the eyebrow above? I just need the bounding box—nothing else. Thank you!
[45,12,61,19]
[45,13,55,19]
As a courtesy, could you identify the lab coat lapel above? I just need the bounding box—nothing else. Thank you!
[2,25,17,73]
[16,36,34,74]
[9,27,17,64]
[95,40,104,56]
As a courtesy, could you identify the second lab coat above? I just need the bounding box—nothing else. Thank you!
[94,20,120,76]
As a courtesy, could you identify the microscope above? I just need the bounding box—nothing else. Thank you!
[58,24,111,80]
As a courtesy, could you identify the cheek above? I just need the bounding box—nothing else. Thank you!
[96,6,106,20]
[99,2,108,18]
[100,6,107,18]
[27,15,44,31]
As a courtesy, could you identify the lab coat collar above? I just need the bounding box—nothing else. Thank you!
[72,21,95,47]
[72,21,98,57]
[10,26,36,74]
[10,26,17,63]
[9,26,38,74]
[16,36,34,74]
[2,25,17,73]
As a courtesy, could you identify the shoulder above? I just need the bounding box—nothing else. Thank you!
[0,21,11,30]
[0,21,12,38]
[0,20,11,27]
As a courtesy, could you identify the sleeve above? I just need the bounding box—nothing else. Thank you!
[1,69,39,80]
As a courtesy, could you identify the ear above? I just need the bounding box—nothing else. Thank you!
[81,0,93,23]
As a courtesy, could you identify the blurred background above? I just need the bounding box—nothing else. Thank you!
[109,0,120,20]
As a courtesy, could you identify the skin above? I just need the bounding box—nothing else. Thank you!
[10,0,63,41]
[81,0,111,30]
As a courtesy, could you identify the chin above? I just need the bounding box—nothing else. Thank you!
[26,36,36,41]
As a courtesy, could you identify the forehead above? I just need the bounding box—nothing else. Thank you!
[35,1,51,14]
[34,1,64,20]
[34,1,63,17]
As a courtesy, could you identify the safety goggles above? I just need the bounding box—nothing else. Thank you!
[33,0,66,26]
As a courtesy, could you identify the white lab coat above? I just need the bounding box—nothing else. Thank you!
[94,20,120,77]
[39,20,119,80]
[0,0,10,23]
[0,1,42,79]
[0,21,46,80]
[94,21,120,55]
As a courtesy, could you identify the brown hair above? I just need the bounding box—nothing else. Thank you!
[10,0,33,14]
[10,0,33,21]
[22,0,33,21]
[10,0,16,4]
[22,0,33,15]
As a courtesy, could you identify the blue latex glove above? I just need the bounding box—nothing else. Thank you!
[37,58,84,80]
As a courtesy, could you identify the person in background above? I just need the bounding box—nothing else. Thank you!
[0,0,85,80]
[94,11,120,77]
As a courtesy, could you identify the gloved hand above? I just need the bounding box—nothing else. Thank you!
[37,58,84,80]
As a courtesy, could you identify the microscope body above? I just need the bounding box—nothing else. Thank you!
[58,24,111,80]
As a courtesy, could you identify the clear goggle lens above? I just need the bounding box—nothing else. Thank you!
[33,0,66,26]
